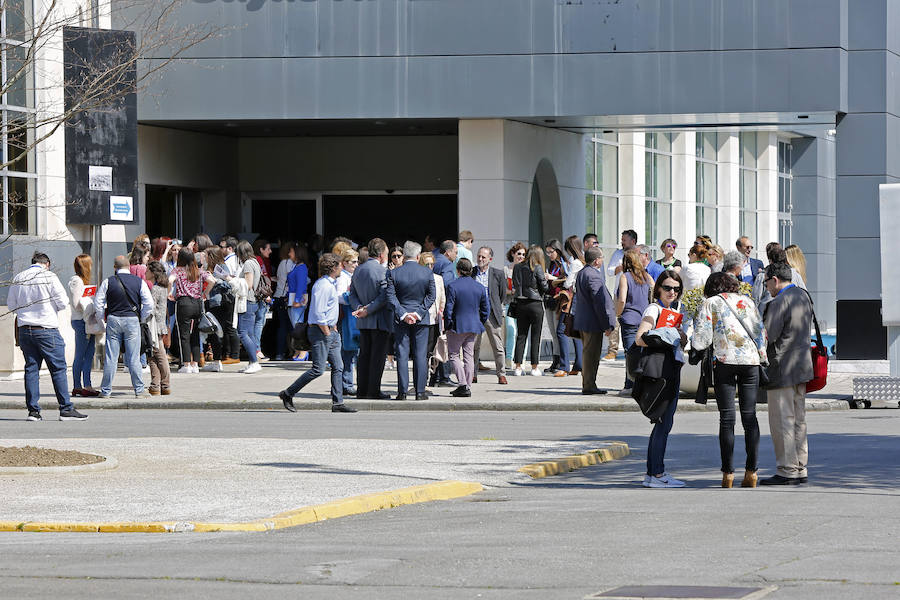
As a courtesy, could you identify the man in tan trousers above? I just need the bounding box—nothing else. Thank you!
[761,262,814,485]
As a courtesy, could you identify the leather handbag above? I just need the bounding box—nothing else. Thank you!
[562,312,580,339]
[198,310,223,338]
[289,321,311,351]
[805,291,829,393]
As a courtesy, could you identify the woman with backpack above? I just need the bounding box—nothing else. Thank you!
[237,241,263,374]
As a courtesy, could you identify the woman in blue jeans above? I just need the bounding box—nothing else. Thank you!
[67,254,99,397]
[615,250,653,395]
[635,270,688,488]
[237,241,262,374]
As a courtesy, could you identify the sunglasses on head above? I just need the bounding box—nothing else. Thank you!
[515,251,525,256]
[660,285,681,293]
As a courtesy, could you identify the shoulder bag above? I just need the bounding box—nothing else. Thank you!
[114,274,154,358]
[717,294,768,386]
[804,290,829,393]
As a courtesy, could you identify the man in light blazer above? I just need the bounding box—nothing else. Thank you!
[349,238,393,400]
[574,246,616,395]
[386,241,436,400]
[472,246,509,384]
[761,262,814,486]
[445,258,490,397]
[737,236,765,284]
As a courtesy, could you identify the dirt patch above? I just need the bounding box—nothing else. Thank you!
[0,446,105,467]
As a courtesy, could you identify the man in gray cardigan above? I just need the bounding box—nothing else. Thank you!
[761,262,814,485]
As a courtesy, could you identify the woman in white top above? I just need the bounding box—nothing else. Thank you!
[691,272,768,489]
[418,251,447,385]
[337,248,360,394]
[682,243,712,292]
[558,235,585,375]
[68,254,100,397]
[708,244,725,273]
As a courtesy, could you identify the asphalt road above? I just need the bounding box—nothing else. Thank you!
[1,410,899,599]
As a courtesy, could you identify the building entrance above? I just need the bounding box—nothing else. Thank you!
[323,193,457,248]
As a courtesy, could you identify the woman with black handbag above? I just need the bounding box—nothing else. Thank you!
[169,248,215,374]
[691,272,768,488]
[511,245,548,377]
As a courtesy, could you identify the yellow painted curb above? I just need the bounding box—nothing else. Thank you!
[0,480,483,534]
[518,442,630,479]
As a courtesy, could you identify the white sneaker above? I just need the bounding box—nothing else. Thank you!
[513,368,523,377]
[201,361,221,372]
[190,364,200,374]
[530,369,542,377]
[141,366,150,374]
[256,351,269,362]
[643,473,686,488]
[241,362,262,374]
[176,366,191,374]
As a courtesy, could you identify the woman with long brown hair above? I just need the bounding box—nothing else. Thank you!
[145,261,172,395]
[615,249,654,395]
[512,245,548,376]
[169,247,214,373]
[68,254,100,397]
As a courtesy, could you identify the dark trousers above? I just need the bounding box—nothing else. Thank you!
[619,320,639,389]
[284,327,344,404]
[513,300,543,365]
[18,326,73,413]
[556,315,582,372]
[713,362,760,473]
[210,296,239,360]
[175,296,203,365]
[647,360,681,476]
[273,296,292,359]
[357,328,390,398]
[395,321,429,395]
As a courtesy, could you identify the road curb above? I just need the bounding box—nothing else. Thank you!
[518,442,631,479]
[0,454,118,475]
[0,398,850,411]
[0,480,484,534]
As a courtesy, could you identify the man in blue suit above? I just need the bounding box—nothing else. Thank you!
[349,238,393,400]
[429,239,457,387]
[736,236,764,284]
[387,241,436,400]
[444,258,490,397]
[574,246,616,396]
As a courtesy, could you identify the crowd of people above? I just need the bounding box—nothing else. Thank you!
[9,226,819,489]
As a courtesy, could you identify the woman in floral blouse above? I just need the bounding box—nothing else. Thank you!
[691,272,768,489]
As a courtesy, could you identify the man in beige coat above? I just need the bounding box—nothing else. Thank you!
[761,262,814,485]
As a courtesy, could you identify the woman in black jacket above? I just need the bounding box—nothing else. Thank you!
[512,245,548,376]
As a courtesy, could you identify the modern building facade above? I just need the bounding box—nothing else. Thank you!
[2,0,897,374]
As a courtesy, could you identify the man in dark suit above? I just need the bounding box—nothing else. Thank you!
[574,246,616,395]
[445,258,490,397]
[429,239,458,387]
[760,262,814,486]
[387,241,436,400]
[472,245,509,384]
[349,238,393,400]
[736,236,765,284]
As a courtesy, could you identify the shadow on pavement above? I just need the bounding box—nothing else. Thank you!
[246,461,442,481]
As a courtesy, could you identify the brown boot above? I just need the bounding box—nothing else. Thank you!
[722,473,734,488]
[497,375,508,385]
[741,471,758,488]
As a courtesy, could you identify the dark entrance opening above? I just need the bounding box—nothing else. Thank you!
[323,194,458,247]
[145,185,203,242]
[252,199,318,246]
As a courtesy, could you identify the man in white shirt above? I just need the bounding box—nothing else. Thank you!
[602,229,637,361]
[222,236,239,277]
[8,252,88,421]
[455,230,474,266]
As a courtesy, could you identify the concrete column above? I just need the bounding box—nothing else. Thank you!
[756,132,779,253]
[618,132,645,244]
[717,133,740,250]
[671,131,696,264]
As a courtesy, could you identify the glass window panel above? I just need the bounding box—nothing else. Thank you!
[597,143,617,193]
[740,169,757,210]
[6,43,29,107]
[700,132,717,159]
[696,206,716,238]
[645,150,655,198]
[5,0,27,40]
[7,176,31,234]
[645,132,654,149]
[6,111,31,172]
[645,201,653,249]
[740,209,757,241]
[656,153,671,200]
[598,195,618,247]
[585,194,595,234]
[696,161,716,205]
[740,132,757,168]
[585,141,595,190]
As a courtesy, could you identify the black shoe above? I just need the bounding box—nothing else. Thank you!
[395,393,407,401]
[759,474,805,486]
[472,376,478,384]
[450,385,471,397]
[343,388,357,397]
[582,388,608,395]
[437,380,456,388]
[59,409,88,421]
[332,403,357,413]
[279,390,296,413]
[415,393,430,401]
[544,357,560,374]
[26,410,41,421]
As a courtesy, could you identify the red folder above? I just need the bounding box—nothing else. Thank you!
[655,307,683,329]
[82,285,97,298]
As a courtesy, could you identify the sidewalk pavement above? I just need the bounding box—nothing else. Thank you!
[0,357,855,412]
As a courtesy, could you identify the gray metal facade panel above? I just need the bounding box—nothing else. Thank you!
[836,175,900,238]
[137,49,846,121]
[847,0,888,50]
[836,237,882,298]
